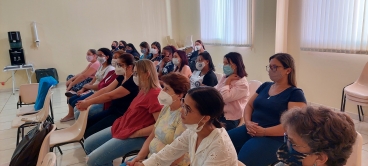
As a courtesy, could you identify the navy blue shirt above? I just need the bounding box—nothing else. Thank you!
[157,61,175,76]
[251,82,306,128]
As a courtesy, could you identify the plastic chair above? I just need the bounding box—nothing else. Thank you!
[12,87,53,145]
[17,83,39,109]
[49,106,90,155]
[40,152,56,166]
[345,132,363,166]
[185,35,193,47]
[169,39,179,48]
[36,124,56,166]
[341,62,368,121]
[248,80,263,97]
[215,73,224,81]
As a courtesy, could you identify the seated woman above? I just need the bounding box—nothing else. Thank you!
[65,49,100,97]
[139,41,152,60]
[124,73,191,166]
[118,40,127,51]
[173,50,192,78]
[111,41,119,53]
[125,43,141,60]
[157,45,176,79]
[190,52,218,89]
[215,52,249,131]
[150,41,162,66]
[189,40,206,72]
[76,53,139,138]
[274,106,356,166]
[73,50,125,120]
[133,86,238,166]
[228,53,307,166]
[61,48,115,122]
[83,59,163,166]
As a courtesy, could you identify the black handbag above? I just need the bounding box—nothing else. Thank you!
[35,68,59,84]
[10,122,52,166]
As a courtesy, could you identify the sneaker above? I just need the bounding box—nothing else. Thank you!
[65,91,77,97]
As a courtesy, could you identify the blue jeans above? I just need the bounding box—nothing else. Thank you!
[84,127,146,166]
[228,125,283,166]
[67,74,93,92]
[69,91,94,107]
[74,103,104,120]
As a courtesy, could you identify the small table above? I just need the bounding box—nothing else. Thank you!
[3,64,34,94]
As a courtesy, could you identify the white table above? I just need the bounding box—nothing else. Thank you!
[3,64,34,94]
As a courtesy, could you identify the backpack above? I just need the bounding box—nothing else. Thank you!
[35,68,59,84]
[10,122,52,166]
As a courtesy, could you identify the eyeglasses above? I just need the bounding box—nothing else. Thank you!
[284,133,317,156]
[180,98,191,116]
[266,65,284,72]
[97,54,105,57]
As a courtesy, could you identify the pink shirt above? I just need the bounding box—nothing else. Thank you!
[87,61,100,78]
[215,76,249,120]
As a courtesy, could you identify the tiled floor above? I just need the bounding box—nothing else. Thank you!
[0,86,367,165]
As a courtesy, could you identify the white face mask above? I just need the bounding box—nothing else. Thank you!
[195,45,202,51]
[97,57,106,64]
[150,48,158,54]
[172,58,180,66]
[133,75,139,86]
[196,62,205,71]
[115,66,125,75]
[111,59,118,67]
[86,55,94,62]
[184,116,205,132]
[157,90,174,106]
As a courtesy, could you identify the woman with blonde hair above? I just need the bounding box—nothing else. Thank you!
[84,59,163,166]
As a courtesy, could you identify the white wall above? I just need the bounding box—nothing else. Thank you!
[0,0,169,90]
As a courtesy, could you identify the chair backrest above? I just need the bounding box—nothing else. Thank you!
[67,106,90,140]
[40,152,56,166]
[185,35,193,47]
[169,38,179,48]
[215,73,224,81]
[19,83,39,104]
[345,132,363,166]
[185,47,193,55]
[37,124,56,166]
[37,87,53,122]
[248,80,263,97]
[356,62,368,85]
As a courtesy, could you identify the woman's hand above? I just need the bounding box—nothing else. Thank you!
[126,157,144,166]
[77,89,85,96]
[225,74,240,85]
[246,121,266,137]
[133,162,144,166]
[66,80,71,87]
[76,100,90,111]
[83,84,92,90]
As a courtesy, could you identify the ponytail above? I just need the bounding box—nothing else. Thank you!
[211,118,224,128]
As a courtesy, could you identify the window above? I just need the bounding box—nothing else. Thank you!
[301,0,368,54]
[200,0,252,47]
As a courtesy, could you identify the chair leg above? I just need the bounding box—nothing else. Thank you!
[358,105,362,121]
[360,105,365,116]
[50,100,54,120]
[57,146,63,155]
[79,140,85,150]
[16,127,21,145]
[341,88,346,112]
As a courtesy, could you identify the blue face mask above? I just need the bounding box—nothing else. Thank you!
[223,65,234,76]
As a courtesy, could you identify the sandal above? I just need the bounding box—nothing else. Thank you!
[65,91,77,97]
[60,116,75,122]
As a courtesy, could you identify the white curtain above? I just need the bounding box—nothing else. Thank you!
[301,0,368,54]
[200,0,252,47]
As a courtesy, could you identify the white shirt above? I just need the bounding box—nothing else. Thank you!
[190,70,204,89]
[94,65,115,85]
[142,128,238,166]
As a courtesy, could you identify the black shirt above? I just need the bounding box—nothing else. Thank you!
[202,70,218,87]
[109,76,139,116]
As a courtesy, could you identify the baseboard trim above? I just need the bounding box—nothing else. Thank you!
[309,102,366,122]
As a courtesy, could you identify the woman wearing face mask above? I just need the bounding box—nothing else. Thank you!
[111,41,119,53]
[72,51,123,120]
[228,53,307,166]
[150,41,162,66]
[139,41,152,60]
[173,50,192,78]
[273,106,356,166]
[124,73,190,166]
[65,49,100,97]
[125,43,141,60]
[190,52,218,89]
[119,40,127,51]
[215,52,250,131]
[61,48,115,122]
[133,86,238,166]
[157,45,176,79]
[83,59,163,166]
[189,40,206,72]
[76,53,139,138]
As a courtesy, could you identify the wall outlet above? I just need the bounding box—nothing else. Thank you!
[1,82,5,86]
